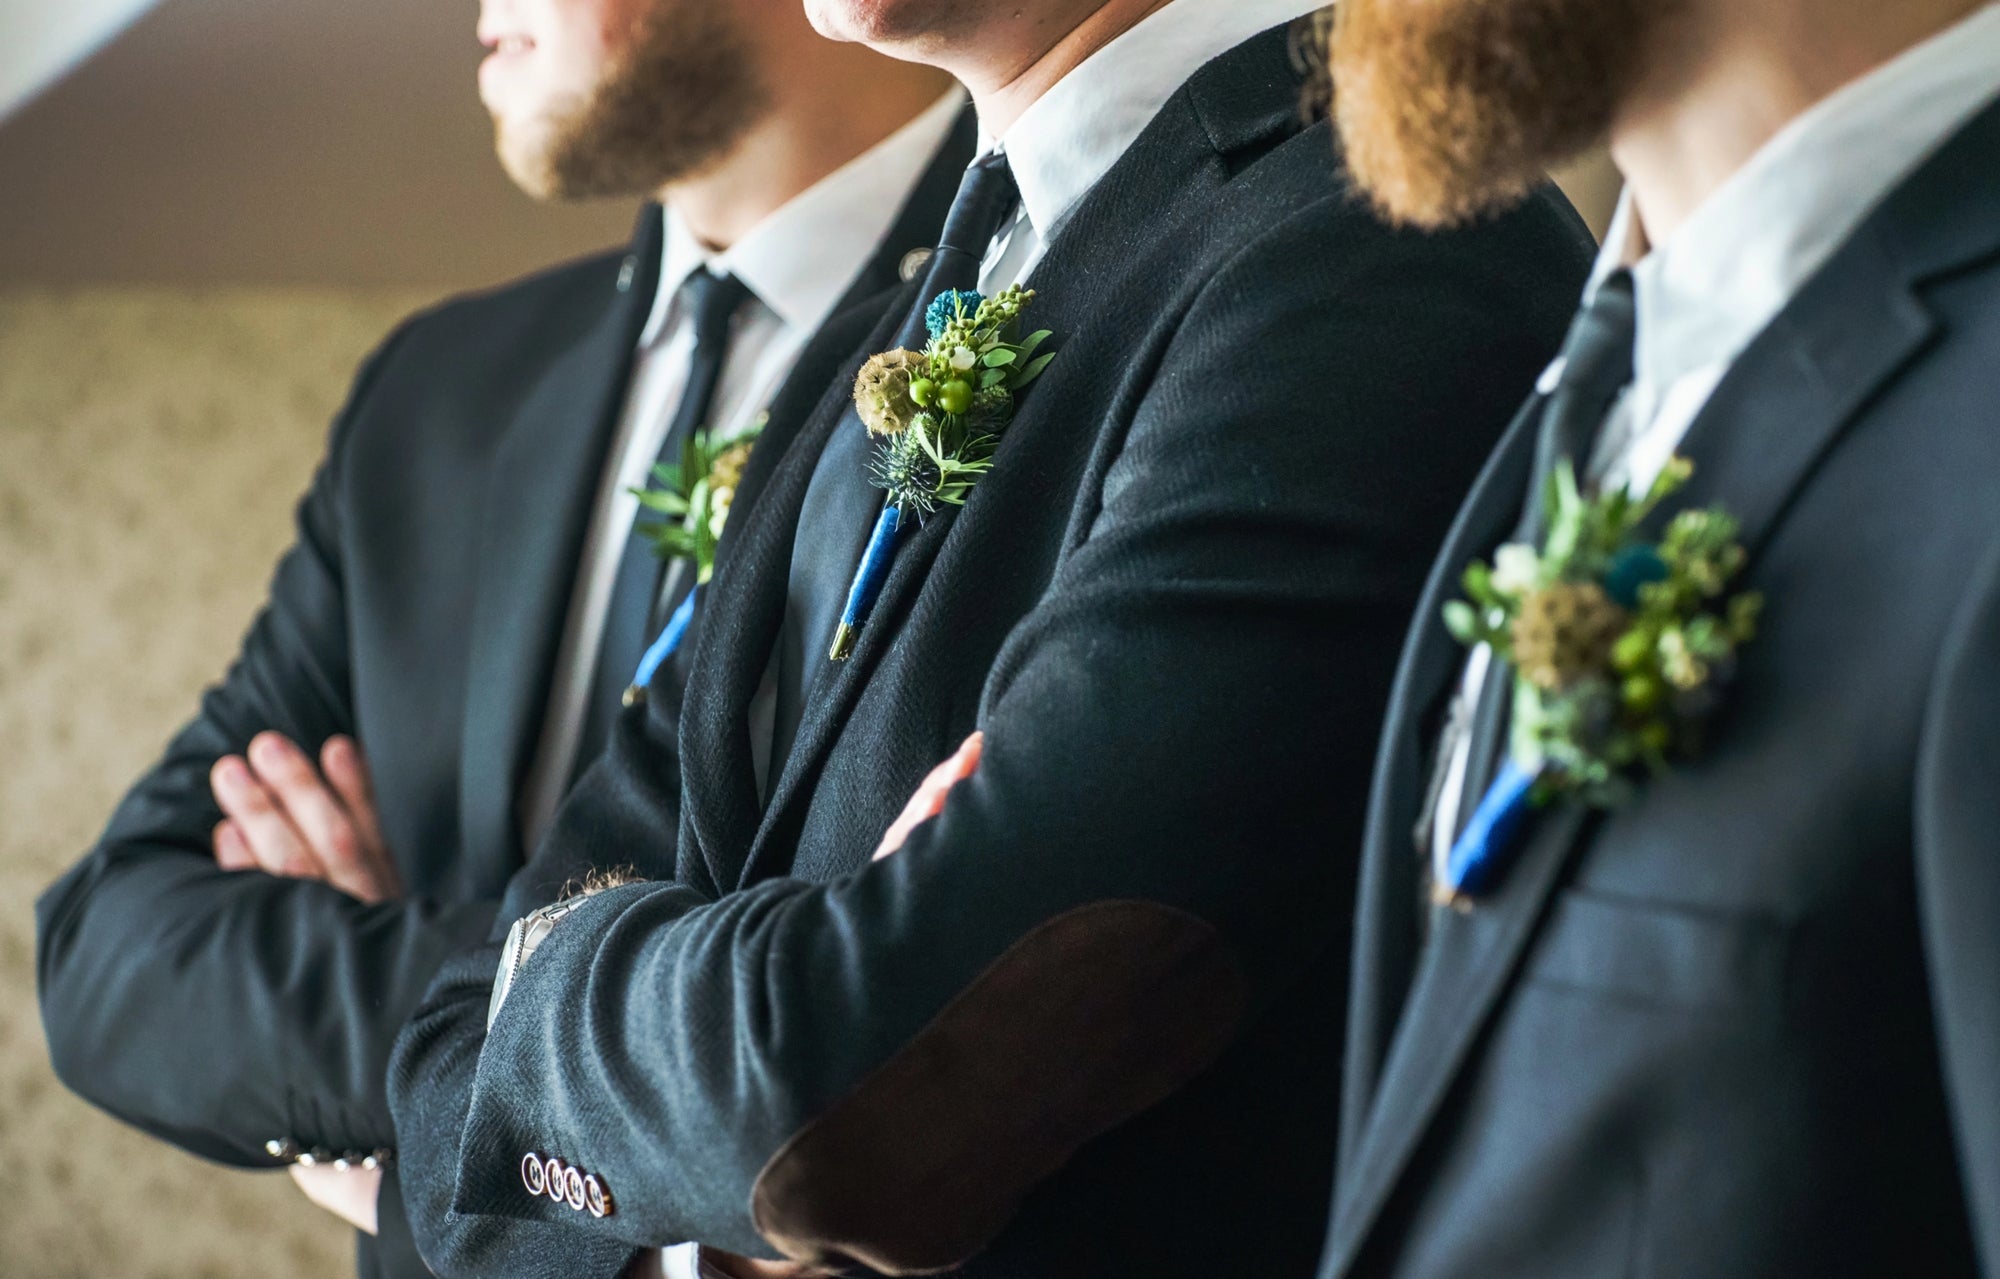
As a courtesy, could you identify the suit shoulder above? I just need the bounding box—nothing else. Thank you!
[1171,124,1591,357]
[383,243,633,356]
[1217,119,1594,273]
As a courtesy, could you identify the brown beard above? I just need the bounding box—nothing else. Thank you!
[1317,0,1667,229]
[500,1,770,201]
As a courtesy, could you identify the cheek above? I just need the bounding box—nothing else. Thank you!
[486,20,609,118]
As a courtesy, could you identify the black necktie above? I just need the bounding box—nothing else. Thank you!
[1447,270,1638,848]
[576,268,752,780]
[765,154,1021,782]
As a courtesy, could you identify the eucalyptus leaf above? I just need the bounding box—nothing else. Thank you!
[1010,351,1057,390]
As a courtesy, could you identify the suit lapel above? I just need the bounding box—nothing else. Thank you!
[676,293,916,891]
[1329,101,2000,1277]
[458,210,660,869]
[741,35,1301,879]
[672,114,977,893]
[1337,393,1545,1168]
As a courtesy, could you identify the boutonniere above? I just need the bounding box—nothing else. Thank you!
[1437,457,1762,899]
[623,415,765,698]
[830,286,1056,660]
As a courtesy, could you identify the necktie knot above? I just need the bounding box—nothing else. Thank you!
[1519,268,1639,539]
[938,152,1021,259]
[682,269,752,353]
[1554,268,1637,409]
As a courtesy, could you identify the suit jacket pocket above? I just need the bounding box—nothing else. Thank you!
[1524,888,1791,1013]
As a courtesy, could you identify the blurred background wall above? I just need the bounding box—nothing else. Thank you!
[0,3,1620,1275]
[0,1,629,1274]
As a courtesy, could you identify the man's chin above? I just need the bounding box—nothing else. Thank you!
[803,0,966,54]
[492,124,568,202]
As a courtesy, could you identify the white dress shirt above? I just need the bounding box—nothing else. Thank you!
[516,90,964,849]
[977,0,1324,293]
[1428,3,2000,872]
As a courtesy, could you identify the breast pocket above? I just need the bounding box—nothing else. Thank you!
[1524,887,1792,1014]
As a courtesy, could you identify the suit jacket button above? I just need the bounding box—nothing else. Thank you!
[521,1152,547,1197]
[899,248,934,281]
[563,1166,587,1211]
[543,1156,569,1203]
[584,1174,613,1219]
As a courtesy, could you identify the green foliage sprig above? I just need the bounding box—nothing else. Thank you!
[851,286,1055,519]
[1444,458,1763,807]
[631,415,764,585]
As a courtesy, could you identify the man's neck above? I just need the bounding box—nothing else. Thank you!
[963,0,1174,138]
[660,60,952,252]
[1610,0,1987,246]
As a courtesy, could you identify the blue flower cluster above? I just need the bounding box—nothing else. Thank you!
[925,290,984,341]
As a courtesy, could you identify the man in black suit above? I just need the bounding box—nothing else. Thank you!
[1311,1,2000,1276]
[33,0,966,1271]
[386,2,1596,1276]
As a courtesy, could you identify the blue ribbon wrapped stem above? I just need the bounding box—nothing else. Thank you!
[624,589,700,708]
[830,506,905,662]
[1437,758,1544,907]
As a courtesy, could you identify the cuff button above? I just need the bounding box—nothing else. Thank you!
[543,1156,568,1203]
[584,1174,612,1219]
[521,1152,548,1197]
[563,1166,587,1212]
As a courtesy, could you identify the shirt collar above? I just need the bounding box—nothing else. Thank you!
[640,89,967,348]
[986,0,1321,244]
[1588,2,2000,395]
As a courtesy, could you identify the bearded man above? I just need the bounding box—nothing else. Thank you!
[34,1,962,1274]
[384,0,1598,1275]
[1312,1,2000,1276]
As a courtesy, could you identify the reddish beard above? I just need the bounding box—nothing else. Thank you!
[501,0,769,202]
[1319,0,1667,228]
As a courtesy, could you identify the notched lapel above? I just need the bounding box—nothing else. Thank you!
[672,117,974,889]
[459,219,659,869]
[676,290,921,892]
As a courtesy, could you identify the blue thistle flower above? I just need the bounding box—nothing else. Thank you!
[925,290,983,341]
[1604,544,1670,609]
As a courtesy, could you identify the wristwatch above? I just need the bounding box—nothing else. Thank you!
[487,898,590,1030]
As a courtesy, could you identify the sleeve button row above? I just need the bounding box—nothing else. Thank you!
[520,1152,614,1218]
[265,1139,393,1171]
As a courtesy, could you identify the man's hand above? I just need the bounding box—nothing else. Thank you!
[288,1163,381,1236]
[873,731,983,861]
[211,732,403,903]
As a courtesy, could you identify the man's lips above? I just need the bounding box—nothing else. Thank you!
[479,32,537,58]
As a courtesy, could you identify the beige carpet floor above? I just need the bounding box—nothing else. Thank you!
[0,288,430,1277]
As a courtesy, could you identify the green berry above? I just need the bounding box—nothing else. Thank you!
[1637,721,1673,756]
[1621,673,1664,715]
[1611,628,1654,674]
[938,379,974,415]
[909,377,936,408]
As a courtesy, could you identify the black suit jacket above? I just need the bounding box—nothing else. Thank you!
[34,114,972,1279]
[1318,100,2000,1279]
[388,28,1595,1279]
